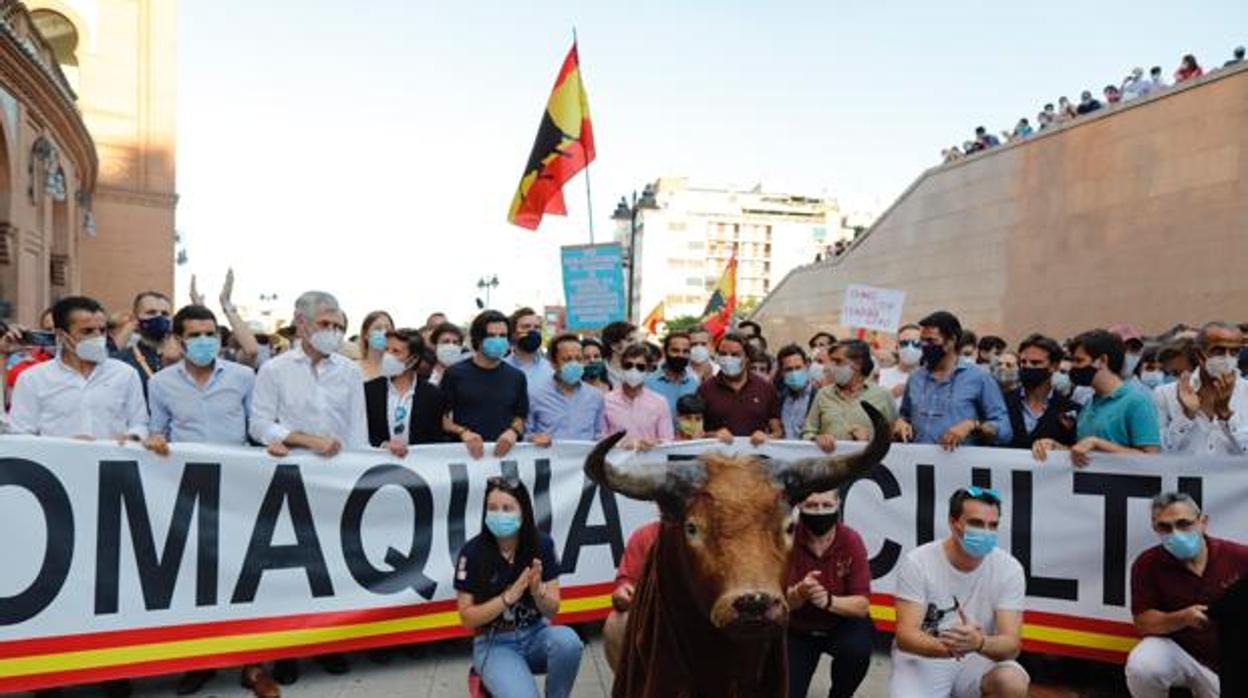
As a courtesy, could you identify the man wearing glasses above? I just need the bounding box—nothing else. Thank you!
[890,487,1029,698]
[598,344,673,449]
[1153,322,1248,455]
[1126,492,1248,697]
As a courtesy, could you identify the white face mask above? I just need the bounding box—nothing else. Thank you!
[309,328,344,356]
[808,363,826,383]
[718,355,744,377]
[622,368,647,388]
[436,343,465,366]
[898,345,923,367]
[74,335,109,364]
[1205,355,1238,379]
[832,364,856,387]
[690,345,711,364]
[380,352,408,378]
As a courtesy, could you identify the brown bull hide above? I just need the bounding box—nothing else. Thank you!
[588,402,891,698]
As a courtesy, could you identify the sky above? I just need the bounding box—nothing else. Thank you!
[176,0,1248,331]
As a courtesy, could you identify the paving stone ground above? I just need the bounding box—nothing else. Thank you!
[46,626,1129,697]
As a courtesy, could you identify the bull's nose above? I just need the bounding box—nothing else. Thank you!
[733,592,779,620]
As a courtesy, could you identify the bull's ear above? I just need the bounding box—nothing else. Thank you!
[773,401,891,505]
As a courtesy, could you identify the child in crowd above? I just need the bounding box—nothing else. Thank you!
[675,394,706,441]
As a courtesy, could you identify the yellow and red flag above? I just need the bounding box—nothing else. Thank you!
[507,43,596,230]
[700,252,737,340]
[642,301,665,335]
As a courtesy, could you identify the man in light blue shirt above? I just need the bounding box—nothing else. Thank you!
[145,304,255,448]
[645,331,699,424]
[505,306,554,399]
[896,311,1012,449]
[527,333,604,443]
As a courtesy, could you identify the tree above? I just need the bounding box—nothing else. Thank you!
[664,315,704,333]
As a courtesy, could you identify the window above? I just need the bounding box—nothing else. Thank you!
[30,11,79,67]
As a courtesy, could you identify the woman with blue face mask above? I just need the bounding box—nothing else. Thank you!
[455,477,584,698]
[356,310,395,382]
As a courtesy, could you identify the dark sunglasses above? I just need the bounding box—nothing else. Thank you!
[621,361,648,371]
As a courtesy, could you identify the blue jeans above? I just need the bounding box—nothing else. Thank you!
[472,622,584,698]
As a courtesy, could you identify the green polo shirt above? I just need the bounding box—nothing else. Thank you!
[1076,382,1161,448]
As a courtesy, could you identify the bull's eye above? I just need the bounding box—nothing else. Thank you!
[685,521,698,538]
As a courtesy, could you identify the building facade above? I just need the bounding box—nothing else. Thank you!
[614,177,856,324]
[0,0,97,324]
[27,0,176,315]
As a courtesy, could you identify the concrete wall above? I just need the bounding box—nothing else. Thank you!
[753,63,1248,347]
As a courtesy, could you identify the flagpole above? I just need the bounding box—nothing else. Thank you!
[574,26,595,244]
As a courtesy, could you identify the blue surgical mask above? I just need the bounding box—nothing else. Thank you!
[784,368,809,390]
[1140,370,1165,389]
[485,511,522,538]
[959,526,997,558]
[1162,530,1203,561]
[481,336,509,360]
[559,361,584,385]
[718,355,744,377]
[368,329,387,351]
[184,336,220,367]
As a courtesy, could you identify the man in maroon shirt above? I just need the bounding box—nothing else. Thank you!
[697,333,781,445]
[603,520,661,672]
[1126,491,1248,698]
[784,489,874,698]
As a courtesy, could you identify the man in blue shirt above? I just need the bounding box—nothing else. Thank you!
[644,331,698,424]
[896,311,1012,449]
[504,306,553,399]
[141,304,277,697]
[1034,329,1161,467]
[528,333,604,443]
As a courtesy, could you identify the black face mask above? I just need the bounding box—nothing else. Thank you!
[1019,367,1051,390]
[517,330,542,354]
[1069,364,1098,387]
[665,356,690,373]
[800,510,838,536]
[921,344,946,368]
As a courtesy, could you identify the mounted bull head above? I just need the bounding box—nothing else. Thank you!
[584,401,891,635]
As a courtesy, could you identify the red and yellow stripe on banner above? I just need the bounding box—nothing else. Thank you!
[0,587,1142,692]
[867,593,1141,664]
[0,583,615,693]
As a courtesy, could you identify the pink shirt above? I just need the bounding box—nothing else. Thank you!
[599,387,675,442]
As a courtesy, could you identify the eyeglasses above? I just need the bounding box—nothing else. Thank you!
[899,340,921,349]
[621,362,647,371]
[1154,518,1197,534]
[964,486,1001,503]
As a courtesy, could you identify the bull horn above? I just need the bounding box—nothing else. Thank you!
[773,401,892,505]
[584,431,686,502]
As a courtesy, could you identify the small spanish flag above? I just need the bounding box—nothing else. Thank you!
[642,301,665,335]
[507,43,596,230]
[701,252,737,340]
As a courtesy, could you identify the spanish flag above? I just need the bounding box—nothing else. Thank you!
[701,252,737,340]
[642,301,664,336]
[507,43,596,230]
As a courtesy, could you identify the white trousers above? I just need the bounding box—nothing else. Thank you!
[889,649,1028,698]
[1125,636,1219,698]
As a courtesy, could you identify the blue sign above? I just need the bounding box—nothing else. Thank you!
[561,243,626,330]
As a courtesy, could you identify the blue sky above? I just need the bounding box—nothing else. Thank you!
[176,0,1247,328]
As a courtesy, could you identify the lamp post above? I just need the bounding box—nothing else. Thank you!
[611,183,658,323]
[476,274,499,308]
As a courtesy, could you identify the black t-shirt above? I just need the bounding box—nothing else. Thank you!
[442,360,529,440]
[455,533,561,630]
[1076,100,1102,115]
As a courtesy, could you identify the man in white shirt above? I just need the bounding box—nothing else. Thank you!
[10,296,150,442]
[879,324,922,402]
[1154,322,1248,455]
[250,291,367,457]
[890,487,1029,698]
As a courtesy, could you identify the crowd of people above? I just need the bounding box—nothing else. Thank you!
[1,282,1245,698]
[940,46,1247,163]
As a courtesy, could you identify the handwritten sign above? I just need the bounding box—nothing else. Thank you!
[841,284,906,333]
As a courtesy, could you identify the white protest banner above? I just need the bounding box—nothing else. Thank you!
[1,437,1245,691]
[841,284,906,333]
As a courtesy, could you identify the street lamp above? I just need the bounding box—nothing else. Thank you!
[611,183,658,322]
[476,274,500,308]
